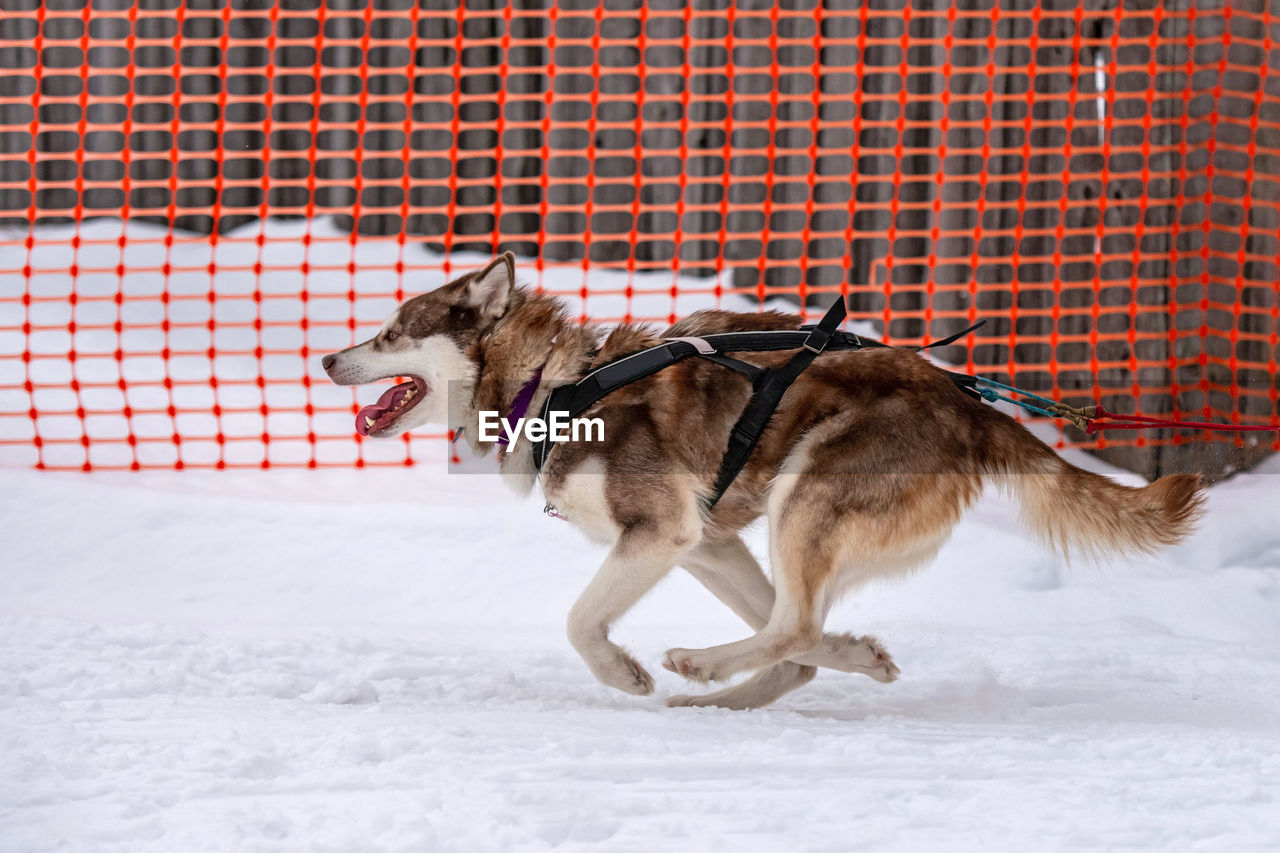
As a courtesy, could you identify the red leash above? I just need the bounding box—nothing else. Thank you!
[1085,404,1280,435]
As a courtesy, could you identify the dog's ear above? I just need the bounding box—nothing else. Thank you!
[462,252,516,319]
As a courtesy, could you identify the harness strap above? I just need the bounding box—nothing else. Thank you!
[698,351,768,386]
[694,328,868,353]
[942,369,986,398]
[915,320,987,351]
[531,312,870,470]
[665,335,716,355]
[544,339,703,426]
[531,298,876,490]
[704,297,848,510]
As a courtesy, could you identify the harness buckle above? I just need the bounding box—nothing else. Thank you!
[799,297,847,354]
[802,327,831,353]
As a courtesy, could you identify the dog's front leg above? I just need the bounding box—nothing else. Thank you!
[566,531,690,696]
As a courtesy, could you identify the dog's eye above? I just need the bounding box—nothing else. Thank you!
[385,330,399,343]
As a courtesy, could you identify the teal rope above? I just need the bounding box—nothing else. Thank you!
[973,377,1060,408]
[973,378,1065,420]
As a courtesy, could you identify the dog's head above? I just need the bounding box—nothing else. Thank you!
[321,253,515,438]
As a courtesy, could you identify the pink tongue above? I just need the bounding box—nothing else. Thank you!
[356,383,408,436]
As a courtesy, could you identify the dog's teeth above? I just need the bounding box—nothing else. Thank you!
[405,389,414,400]
[365,417,374,428]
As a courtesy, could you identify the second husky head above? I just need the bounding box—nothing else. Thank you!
[321,253,515,438]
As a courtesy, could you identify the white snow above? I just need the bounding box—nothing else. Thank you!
[3,462,1279,851]
[3,219,1279,851]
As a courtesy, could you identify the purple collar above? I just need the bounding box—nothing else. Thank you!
[496,366,544,448]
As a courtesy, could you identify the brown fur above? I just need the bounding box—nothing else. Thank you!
[331,263,1206,709]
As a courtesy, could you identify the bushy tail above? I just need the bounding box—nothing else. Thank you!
[983,415,1205,560]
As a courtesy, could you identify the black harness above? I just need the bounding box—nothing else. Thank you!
[531,299,983,511]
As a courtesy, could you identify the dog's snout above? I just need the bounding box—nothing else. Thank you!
[321,353,337,371]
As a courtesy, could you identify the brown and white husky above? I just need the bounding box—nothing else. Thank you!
[322,254,1203,710]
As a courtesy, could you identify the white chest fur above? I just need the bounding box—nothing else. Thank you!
[542,456,620,546]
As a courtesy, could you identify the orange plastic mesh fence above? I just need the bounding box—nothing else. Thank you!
[1,0,1277,471]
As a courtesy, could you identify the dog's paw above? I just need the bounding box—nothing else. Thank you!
[608,652,655,695]
[662,648,715,683]
[849,634,899,683]
[665,692,706,708]
[581,645,654,696]
[801,632,900,682]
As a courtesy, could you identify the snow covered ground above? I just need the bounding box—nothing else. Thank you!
[2,456,1279,852]
[3,219,1279,850]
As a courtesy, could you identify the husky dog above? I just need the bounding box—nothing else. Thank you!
[322,254,1204,710]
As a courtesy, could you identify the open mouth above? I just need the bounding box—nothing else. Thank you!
[356,375,428,437]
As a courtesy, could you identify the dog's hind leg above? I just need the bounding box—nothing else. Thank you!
[663,438,853,685]
[667,661,817,710]
[793,632,897,682]
[662,534,830,684]
[679,537,775,627]
[681,537,898,683]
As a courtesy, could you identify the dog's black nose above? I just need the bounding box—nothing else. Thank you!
[321,354,336,371]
